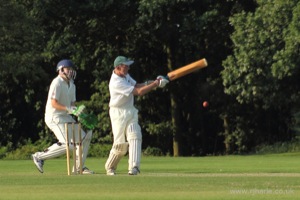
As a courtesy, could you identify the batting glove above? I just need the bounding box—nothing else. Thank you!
[157,75,169,88]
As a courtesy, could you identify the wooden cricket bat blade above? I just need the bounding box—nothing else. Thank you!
[166,58,208,81]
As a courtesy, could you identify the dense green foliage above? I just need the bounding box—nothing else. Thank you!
[1,0,299,156]
[222,0,300,153]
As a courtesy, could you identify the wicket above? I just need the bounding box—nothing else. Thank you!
[65,122,83,175]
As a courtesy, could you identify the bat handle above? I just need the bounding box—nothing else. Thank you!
[164,75,170,81]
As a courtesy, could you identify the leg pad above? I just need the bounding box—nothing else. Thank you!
[105,142,128,171]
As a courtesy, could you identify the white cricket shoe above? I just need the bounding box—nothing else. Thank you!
[81,167,94,175]
[106,169,116,176]
[32,153,44,173]
[128,167,140,175]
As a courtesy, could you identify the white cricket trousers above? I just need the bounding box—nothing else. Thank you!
[109,106,142,170]
[36,115,92,170]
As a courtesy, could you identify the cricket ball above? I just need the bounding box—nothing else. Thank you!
[203,101,209,108]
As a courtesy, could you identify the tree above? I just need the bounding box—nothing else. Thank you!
[1,0,269,157]
[132,0,259,156]
[0,0,48,149]
[221,0,299,152]
[28,0,143,144]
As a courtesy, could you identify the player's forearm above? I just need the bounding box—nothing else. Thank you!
[133,80,159,96]
[51,99,73,111]
[136,80,155,88]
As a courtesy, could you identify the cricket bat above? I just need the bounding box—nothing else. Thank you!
[165,58,208,81]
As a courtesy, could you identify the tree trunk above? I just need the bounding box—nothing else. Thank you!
[223,115,231,154]
[171,94,180,156]
[166,46,181,157]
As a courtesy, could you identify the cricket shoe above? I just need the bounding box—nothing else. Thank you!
[128,167,140,175]
[81,167,94,175]
[32,153,44,173]
[106,169,116,176]
[72,166,94,174]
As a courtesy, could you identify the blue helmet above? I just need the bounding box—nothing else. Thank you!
[56,59,75,71]
[56,59,77,80]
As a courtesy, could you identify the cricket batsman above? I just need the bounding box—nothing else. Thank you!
[105,56,169,175]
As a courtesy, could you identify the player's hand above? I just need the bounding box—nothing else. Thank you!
[156,75,169,88]
[66,106,77,114]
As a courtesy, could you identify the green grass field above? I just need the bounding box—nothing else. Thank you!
[0,153,299,200]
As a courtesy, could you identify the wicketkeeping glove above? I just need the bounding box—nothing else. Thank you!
[66,105,85,116]
[66,106,77,114]
[157,75,169,88]
[72,105,85,116]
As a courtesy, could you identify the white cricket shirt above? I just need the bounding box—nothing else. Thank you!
[45,75,76,121]
[109,72,136,108]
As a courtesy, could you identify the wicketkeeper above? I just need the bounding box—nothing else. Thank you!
[105,56,169,175]
[32,59,94,174]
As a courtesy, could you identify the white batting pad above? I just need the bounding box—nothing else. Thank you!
[37,142,67,160]
[126,123,142,171]
[105,142,128,171]
[128,139,142,170]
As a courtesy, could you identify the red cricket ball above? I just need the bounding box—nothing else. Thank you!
[203,101,209,108]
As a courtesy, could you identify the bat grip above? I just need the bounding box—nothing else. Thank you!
[165,75,170,81]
